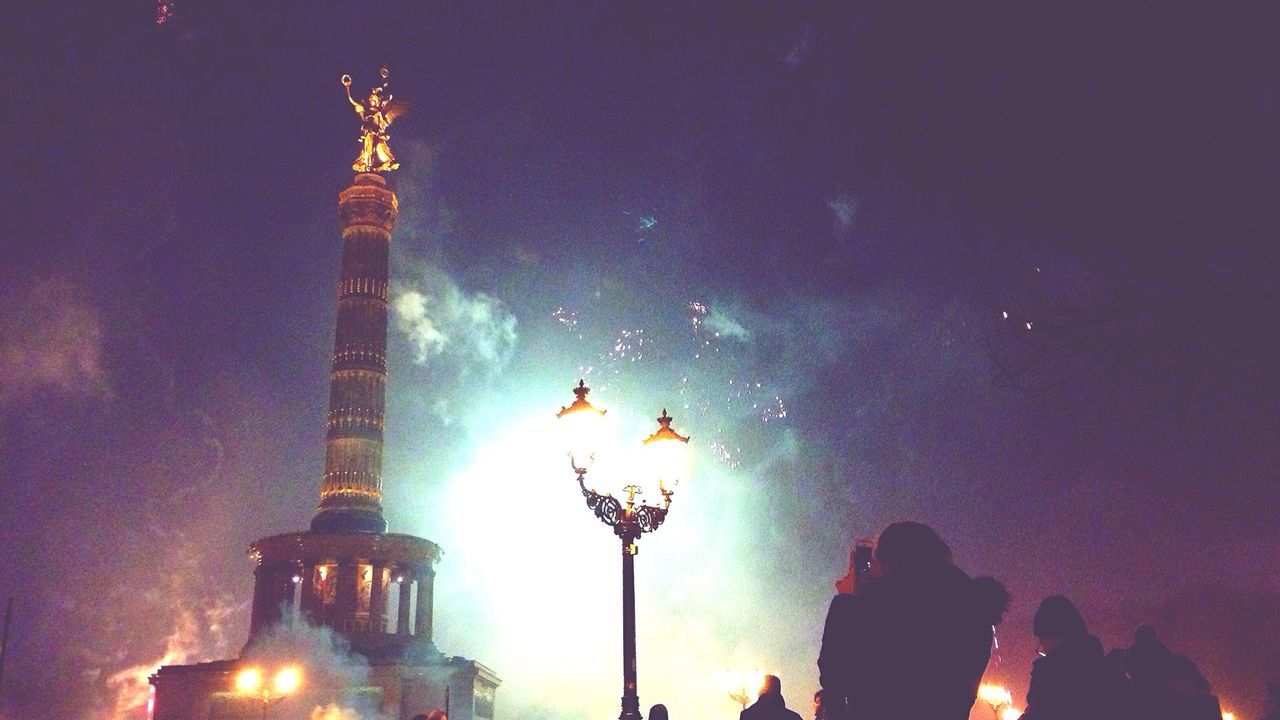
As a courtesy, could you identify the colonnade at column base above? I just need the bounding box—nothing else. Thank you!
[245,531,441,658]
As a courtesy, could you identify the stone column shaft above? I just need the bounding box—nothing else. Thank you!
[300,562,320,623]
[397,575,413,636]
[369,563,386,633]
[414,569,435,641]
[248,563,294,637]
[312,173,398,534]
[336,560,359,626]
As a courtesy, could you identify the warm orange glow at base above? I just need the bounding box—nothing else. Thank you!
[235,667,263,693]
[978,683,1013,708]
[274,666,302,694]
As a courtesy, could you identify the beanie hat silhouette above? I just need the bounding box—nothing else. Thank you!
[875,521,952,568]
[1033,595,1087,638]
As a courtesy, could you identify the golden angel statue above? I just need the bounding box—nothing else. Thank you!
[342,67,409,173]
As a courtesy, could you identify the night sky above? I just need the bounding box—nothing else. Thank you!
[2,2,1278,719]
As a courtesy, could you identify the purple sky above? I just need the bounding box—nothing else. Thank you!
[2,3,1278,719]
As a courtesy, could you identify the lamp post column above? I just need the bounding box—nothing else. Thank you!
[620,531,640,720]
[557,384,688,720]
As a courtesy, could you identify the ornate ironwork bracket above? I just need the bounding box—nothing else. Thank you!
[576,470,674,543]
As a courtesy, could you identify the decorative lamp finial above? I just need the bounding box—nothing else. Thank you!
[558,379,605,419]
[644,409,689,445]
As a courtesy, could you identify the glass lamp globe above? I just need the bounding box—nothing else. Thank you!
[273,666,301,694]
[641,409,690,493]
[556,380,606,473]
[235,667,263,693]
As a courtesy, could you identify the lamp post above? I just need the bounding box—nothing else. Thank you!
[235,665,302,720]
[557,380,690,720]
[977,684,1013,720]
[717,669,765,710]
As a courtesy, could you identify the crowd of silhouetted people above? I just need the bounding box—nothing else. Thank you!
[666,521,1277,720]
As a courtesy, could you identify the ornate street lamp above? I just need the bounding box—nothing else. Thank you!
[235,665,302,720]
[717,669,766,710]
[977,684,1013,720]
[557,380,690,720]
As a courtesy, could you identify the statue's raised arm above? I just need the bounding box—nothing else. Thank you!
[341,74,363,113]
[342,66,408,173]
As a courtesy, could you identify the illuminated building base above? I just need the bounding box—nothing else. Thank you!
[150,530,500,720]
[151,655,499,720]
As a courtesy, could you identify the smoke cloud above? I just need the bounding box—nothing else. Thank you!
[0,277,109,401]
[392,264,518,375]
[826,191,861,230]
[240,620,392,720]
[99,597,238,720]
[703,307,752,343]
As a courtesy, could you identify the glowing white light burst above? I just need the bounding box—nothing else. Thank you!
[689,301,708,332]
[709,440,741,470]
[402,387,817,720]
[553,306,579,328]
[609,328,647,364]
[760,396,788,422]
[387,286,839,720]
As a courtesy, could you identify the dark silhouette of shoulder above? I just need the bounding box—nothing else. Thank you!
[740,692,803,720]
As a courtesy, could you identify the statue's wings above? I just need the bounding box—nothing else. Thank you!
[384,99,411,126]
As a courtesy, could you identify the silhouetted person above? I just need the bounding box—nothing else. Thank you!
[1166,654,1222,720]
[818,521,1009,720]
[649,703,669,720]
[1019,596,1130,720]
[1123,623,1172,704]
[1121,624,1221,720]
[741,675,803,720]
[1262,680,1280,720]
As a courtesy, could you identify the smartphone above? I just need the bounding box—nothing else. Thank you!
[854,540,875,582]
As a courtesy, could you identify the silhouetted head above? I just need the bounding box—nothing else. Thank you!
[1134,624,1157,644]
[649,703,669,720]
[874,521,951,571]
[759,674,782,696]
[1033,595,1087,650]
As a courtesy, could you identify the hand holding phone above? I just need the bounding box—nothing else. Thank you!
[835,539,878,594]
